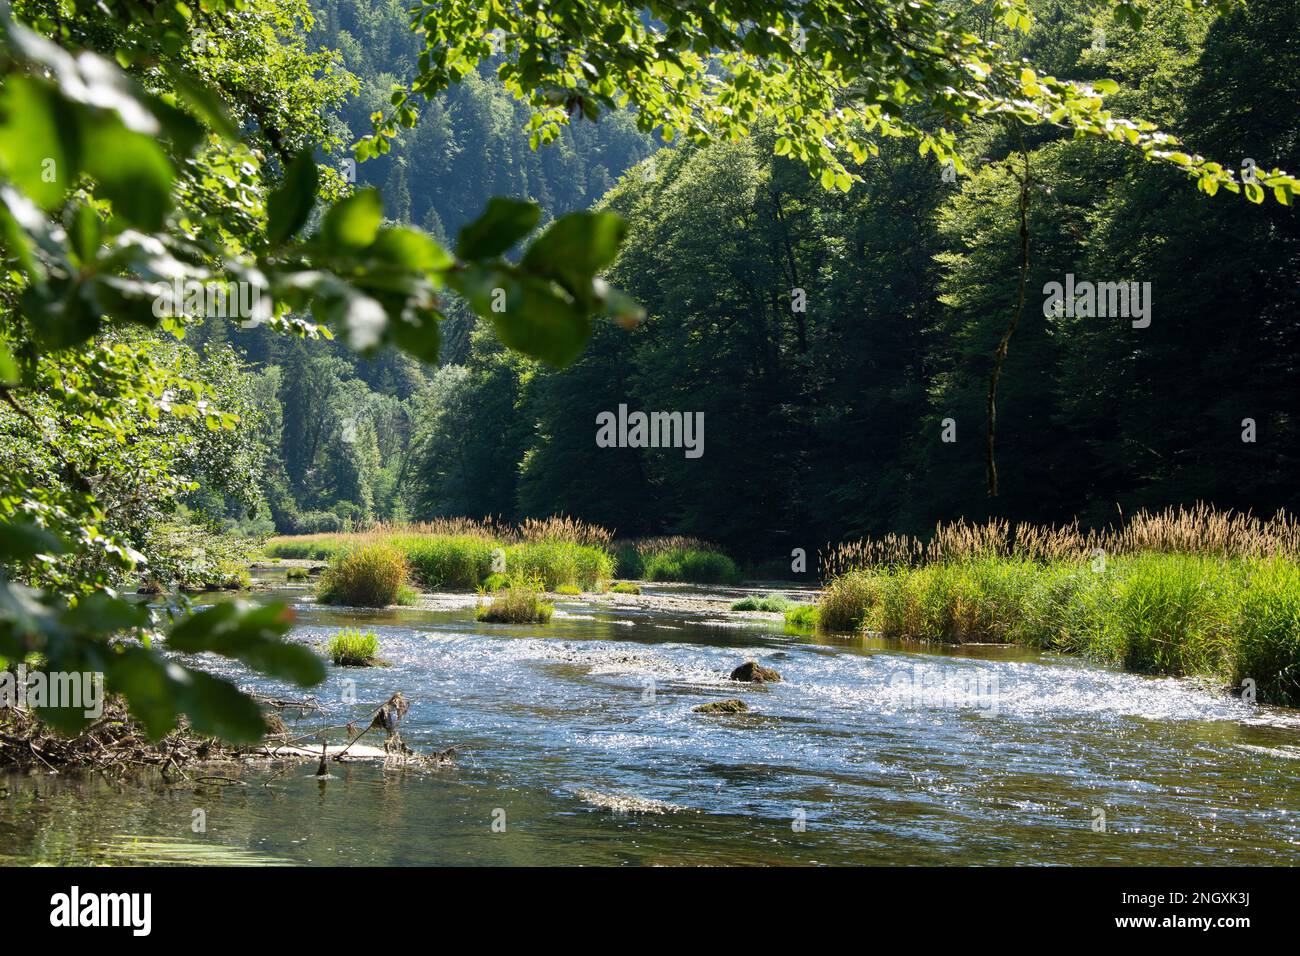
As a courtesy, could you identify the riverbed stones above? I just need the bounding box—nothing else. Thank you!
[729,660,781,683]
[693,698,749,714]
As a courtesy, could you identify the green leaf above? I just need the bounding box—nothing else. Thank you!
[62,591,148,632]
[67,202,102,264]
[166,601,323,687]
[104,648,184,739]
[456,197,540,260]
[163,65,239,140]
[388,306,443,363]
[0,341,17,385]
[80,115,174,232]
[0,521,66,561]
[520,211,627,306]
[176,669,271,742]
[314,283,389,352]
[319,188,383,252]
[368,226,454,272]
[453,268,590,367]
[0,77,77,210]
[267,150,319,247]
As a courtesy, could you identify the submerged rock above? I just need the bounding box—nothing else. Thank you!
[693,698,749,715]
[729,660,782,683]
[573,788,683,814]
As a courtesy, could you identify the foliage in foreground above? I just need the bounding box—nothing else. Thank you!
[377,0,1298,203]
[0,0,635,742]
[326,628,380,666]
[316,545,412,608]
[476,575,554,624]
[818,554,1300,706]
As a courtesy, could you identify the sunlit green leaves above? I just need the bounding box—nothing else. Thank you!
[319,187,383,253]
[0,521,66,562]
[381,0,1299,207]
[0,77,75,210]
[0,0,642,746]
[0,12,187,231]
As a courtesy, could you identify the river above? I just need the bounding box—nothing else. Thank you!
[2,575,1297,865]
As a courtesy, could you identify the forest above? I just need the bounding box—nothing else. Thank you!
[162,0,1298,572]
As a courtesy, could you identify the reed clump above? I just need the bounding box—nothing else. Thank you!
[815,506,1300,706]
[267,517,616,591]
[316,544,414,608]
[476,574,554,624]
[326,628,381,666]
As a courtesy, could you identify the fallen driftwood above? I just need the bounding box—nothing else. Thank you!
[257,743,408,761]
[1,690,455,774]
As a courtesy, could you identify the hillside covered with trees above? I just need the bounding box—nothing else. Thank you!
[213,0,1298,564]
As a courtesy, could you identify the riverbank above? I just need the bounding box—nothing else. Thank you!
[813,508,1300,707]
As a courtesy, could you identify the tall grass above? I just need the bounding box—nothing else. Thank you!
[1233,558,1300,707]
[642,548,740,584]
[816,551,1300,706]
[267,518,615,591]
[316,544,412,608]
[612,535,738,582]
[820,504,1300,578]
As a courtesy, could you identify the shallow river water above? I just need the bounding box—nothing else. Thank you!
[2,578,1298,865]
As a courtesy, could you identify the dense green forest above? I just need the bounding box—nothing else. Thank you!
[191,0,1299,565]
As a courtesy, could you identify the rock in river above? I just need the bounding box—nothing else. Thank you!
[729,660,781,683]
[693,698,749,714]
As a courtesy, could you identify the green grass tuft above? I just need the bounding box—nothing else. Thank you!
[326,628,380,666]
[476,575,554,624]
[642,548,740,584]
[731,593,795,612]
[783,604,819,628]
[316,544,411,608]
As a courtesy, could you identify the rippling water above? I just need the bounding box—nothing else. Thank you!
[2,579,1298,866]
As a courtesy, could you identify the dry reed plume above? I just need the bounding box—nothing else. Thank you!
[819,504,1300,578]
